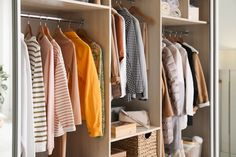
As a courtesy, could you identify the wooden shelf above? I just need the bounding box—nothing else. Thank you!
[111,126,161,143]
[162,16,208,26]
[21,0,110,14]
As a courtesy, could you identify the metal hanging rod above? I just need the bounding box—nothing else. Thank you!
[21,13,85,25]
[163,29,190,36]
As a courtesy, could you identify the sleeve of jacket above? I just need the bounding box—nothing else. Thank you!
[85,46,103,137]
[162,47,181,115]
[162,66,174,117]
[193,53,210,108]
[179,48,194,116]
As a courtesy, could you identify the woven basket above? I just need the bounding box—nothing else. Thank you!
[112,131,157,157]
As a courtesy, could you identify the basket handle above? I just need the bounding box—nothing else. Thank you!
[145,132,152,139]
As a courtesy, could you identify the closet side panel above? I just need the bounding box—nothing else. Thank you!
[230,70,236,155]
[182,5,212,156]
[219,70,230,155]
[64,10,111,157]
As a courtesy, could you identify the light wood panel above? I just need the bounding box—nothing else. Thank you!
[179,0,189,18]
[111,126,161,143]
[64,10,111,157]
[162,15,207,26]
[21,0,110,15]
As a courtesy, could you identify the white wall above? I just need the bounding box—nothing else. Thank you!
[0,0,13,120]
[219,0,236,49]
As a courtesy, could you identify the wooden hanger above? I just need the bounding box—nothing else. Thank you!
[77,28,93,44]
[113,0,123,10]
[64,21,75,32]
[54,19,70,41]
[43,22,53,41]
[129,6,155,24]
[177,32,184,43]
[37,17,45,41]
[25,18,33,39]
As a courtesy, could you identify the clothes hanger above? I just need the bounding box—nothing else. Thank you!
[77,20,93,44]
[37,16,46,41]
[43,18,54,41]
[113,0,123,10]
[129,4,155,24]
[64,20,74,32]
[25,15,33,39]
[177,31,184,43]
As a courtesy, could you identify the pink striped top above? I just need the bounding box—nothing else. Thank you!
[50,39,76,137]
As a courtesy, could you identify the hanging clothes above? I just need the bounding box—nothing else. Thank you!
[25,36,47,153]
[191,51,210,108]
[52,30,81,157]
[82,38,105,135]
[117,8,145,100]
[162,66,174,145]
[163,39,185,116]
[37,35,55,155]
[133,16,148,100]
[113,10,127,98]
[54,28,82,126]
[141,22,149,70]
[21,33,35,157]
[111,14,122,99]
[162,44,180,115]
[65,31,102,137]
[174,43,194,117]
[162,41,185,156]
[50,39,76,137]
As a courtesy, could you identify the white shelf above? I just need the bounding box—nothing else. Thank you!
[162,15,208,26]
[21,0,110,14]
[111,126,161,143]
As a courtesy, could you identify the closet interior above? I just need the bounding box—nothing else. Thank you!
[20,0,213,156]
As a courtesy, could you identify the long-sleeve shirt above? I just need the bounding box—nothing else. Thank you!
[25,36,47,152]
[133,16,148,100]
[38,35,55,154]
[111,14,122,98]
[113,11,127,98]
[87,41,105,135]
[118,8,144,99]
[21,33,35,157]
[175,43,194,116]
[54,30,82,126]
[50,39,76,137]
[65,31,102,137]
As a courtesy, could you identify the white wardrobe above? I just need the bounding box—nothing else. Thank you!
[17,0,215,156]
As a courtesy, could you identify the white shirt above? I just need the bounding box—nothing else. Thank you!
[133,16,148,100]
[175,43,194,116]
[119,15,127,98]
[21,33,35,157]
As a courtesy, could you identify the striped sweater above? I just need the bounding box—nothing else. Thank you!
[25,36,47,152]
[51,39,76,137]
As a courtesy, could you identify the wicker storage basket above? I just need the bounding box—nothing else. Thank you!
[112,131,157,157]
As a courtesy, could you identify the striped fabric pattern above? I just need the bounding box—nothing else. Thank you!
[51,40,76,137]
[25,36,47,152]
